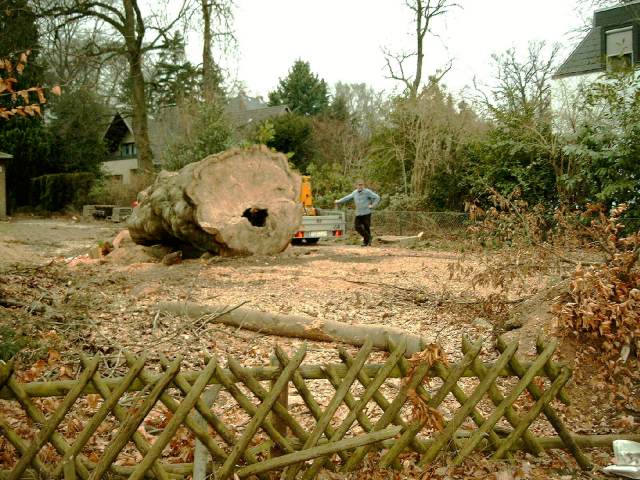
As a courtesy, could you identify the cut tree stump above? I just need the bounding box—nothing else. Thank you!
[127,146,302,256]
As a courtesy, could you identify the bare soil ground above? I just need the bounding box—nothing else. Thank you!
[0,217,636,479]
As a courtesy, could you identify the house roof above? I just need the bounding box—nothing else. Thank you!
[102,95,290,167]
[103,111,164,165]
[0,151,12,159]
[225,93,290,127]
[226,104,289,127]
[554,27,603,78]
[554,1,640,78]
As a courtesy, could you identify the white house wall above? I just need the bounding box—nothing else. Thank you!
[101,158,138,184]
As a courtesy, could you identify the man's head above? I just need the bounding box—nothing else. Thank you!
[356,180,365,192]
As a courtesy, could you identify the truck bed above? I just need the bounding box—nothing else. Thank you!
[296,211,346,239]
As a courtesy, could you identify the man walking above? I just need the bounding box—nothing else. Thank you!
[335,180,380,246]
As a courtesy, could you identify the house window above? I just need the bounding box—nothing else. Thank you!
[120,142,137,157]
[606,27,633,71]
[110,175,123,183]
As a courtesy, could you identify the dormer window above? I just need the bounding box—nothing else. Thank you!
[120,142,137,158]
[606,26,633,71]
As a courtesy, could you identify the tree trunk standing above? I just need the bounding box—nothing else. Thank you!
[200,0,228,100]
[35,0,195,173]
[410,0,425,100]
[128,57,154,173]
[124,0,154,174]
[201,0,214,99]
[384,0,455,97]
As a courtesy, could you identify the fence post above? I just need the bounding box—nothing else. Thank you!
[270,354,289,458]
[63,457,76,480]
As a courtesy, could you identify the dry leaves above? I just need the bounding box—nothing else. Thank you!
[555,204,639,360]
[405,343,447,430]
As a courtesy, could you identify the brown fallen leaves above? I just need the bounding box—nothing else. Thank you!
[555,204,639,360]
[405,343,448,431]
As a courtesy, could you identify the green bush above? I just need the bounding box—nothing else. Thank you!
[0,326,25,361]
[31,172,96,211]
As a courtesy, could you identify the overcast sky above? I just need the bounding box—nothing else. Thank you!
[186,0,592,99]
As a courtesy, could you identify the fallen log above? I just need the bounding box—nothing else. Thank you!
[377,232,424,248]
[127,146,302,256]
[158,302,426,355]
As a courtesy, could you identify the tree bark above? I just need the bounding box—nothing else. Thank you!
[129,55,154,173]
[127,146,302,256]
[201,0,214,99]
[157,301,426,355]
[124,0,154,173]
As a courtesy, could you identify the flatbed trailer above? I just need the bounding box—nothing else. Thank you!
[293,210,346,244]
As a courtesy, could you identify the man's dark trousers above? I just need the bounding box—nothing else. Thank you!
[354,213,372,245]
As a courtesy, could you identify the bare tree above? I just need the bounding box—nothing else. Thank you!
[200,0,234,99]
[383,0,457,99]
[34,0,192,174]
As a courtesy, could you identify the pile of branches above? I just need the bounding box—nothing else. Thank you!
[554,204,639,361]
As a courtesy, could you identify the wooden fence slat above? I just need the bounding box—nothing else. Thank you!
[417,341,519,467]
[228,356,308,443]
[269,355,289,458]
[87,357,182,480]
[432,362,505,454]
[0,337,596,478]
[282,339,374,480]
[129,358,219,480]
[343,352,432,471]
[192,385,221,480]
[496,337,592,470]
[378,339,484,468]
[51,355,147,479]
[213,363,296,454]
[461,337,541,456]
[325,365,376,435]
[452,338,560,465]
[62,458,76,480]
[493,367,571,459]
[302,339,407,480]
[273,346,347,463]
[338,347,407,430]
[157,356,263,469]
[0,359,14,390]
[8,358,97,480]
[0,361,549,400]
[216,344,307,480]
[0,417,51,478]
[158,357,231,447]
[385,338,441,455]
[132,354,228,463]
[536,336,571,405]
[85,356,171,480]
[235,426,402,479]
[6,372,92,479]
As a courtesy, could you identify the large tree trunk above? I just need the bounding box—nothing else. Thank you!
[158,301,426,355]
[124,0,154,174]
[129,57,154,173]
[127,146,302,256]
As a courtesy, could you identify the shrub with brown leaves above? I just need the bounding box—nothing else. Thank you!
[554,204,640,359]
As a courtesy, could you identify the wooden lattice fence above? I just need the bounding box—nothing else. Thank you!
[0,336,602,479]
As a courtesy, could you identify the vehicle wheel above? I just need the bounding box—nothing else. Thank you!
[304,238,320,245]
[291,238,303,246]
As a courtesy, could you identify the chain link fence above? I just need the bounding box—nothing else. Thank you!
[337,210,640,238]
[342,210,469,237]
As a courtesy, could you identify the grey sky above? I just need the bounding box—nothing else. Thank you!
[186,1,590,98]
